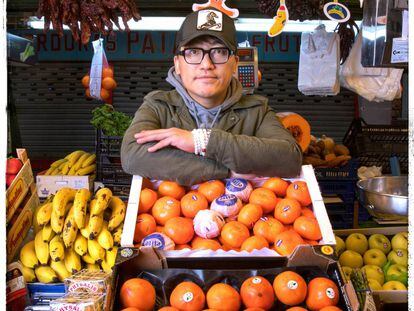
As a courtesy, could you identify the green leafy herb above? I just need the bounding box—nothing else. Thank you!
[90,104,132,136]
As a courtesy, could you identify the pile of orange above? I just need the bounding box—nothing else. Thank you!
[134,177,322,256]
[119,274,341,311]
[82,66,117,104]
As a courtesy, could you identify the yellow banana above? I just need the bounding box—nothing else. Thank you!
[68,165,77,175]
[35,266,59,283]
[53,188,77,218]
[44,166,55,175]
[91,188,112,216]
[80,214,91,239]
[65,150,86,167]
[101,260,112,273]
[34,230,49,265]
[62,206,78,248]
[82,253,97,264]
[33,205,43,234]
[87,239,105,263]
[37,202,53,226]
[20,241,39,269]
[51,209,64,234]
[86,263,101,272]
[81,153,96,168]
[60,162,70,175]
[106,246,118,268]
[74,233,88,256]
[113,224,123,246]
[42,224,55,242]
[268,1,288,37]
[88,213,104,240]
[50,260,71,281]
[108,196,126,231]
[72,153,91,172]
[50,167,61,176]
[64,249,82,274]
[49,235,65,262]
[51,158,68,168]
[76,164,96,176]
[97,222,113,250]
[73,189,91,229]
[21,265,37,283]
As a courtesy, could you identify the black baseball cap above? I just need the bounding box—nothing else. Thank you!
[176,8,237,51]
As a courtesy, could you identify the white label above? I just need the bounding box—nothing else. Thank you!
[391,38,408,63]
[183,292,194,302]
[197,10,223,31]
[326,288,336,299]
[252,277,262,284]
[287,280,298,290]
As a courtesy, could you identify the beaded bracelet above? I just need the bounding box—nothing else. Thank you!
[192,129,211,156]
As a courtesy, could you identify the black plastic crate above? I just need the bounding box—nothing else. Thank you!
[314,159,358,181]
[96,130,123,157]
[325,202,371,229]
[318,180,356,205]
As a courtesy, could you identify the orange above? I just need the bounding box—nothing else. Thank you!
[175,244,191,250]
[249,188,278,214]
[262,177,289,197]
[158,181,186,200]
[198,180,225,202]
[319,307,342,311]
[152,196,181,225]
[81,75,90,88]
[102,67,114,78]
[102,77,117,90]
[220,221,250,248]
[244,308,266,311]
[301,207,316,218]
[273,270,307,306]
[286,181,312,207]
[286,308,308,311]
[139,188,158,214]
[100,88,110,100]
[206,283,241,311]
[218,237,236,251]
[158,307,180,311]
[304,239,319,246]
[120,278,155,310]
[240,276,274,310]
[237,204,263,229]
[241,236,269,252]
[293,216,322,240]
[121,308,143,311]
[191,237,221,251]
[156,225,165,233]
[85,88,92,98]
[164,217,195,244]
[134,213,156,243]
[273,230,305,256]
[181,192,208,218]
[253,217,285,244]
[306,277,339,311]
[274,198,302,225]
[170,281,206,311]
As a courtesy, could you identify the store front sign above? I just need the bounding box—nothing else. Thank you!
[11,30,300,62]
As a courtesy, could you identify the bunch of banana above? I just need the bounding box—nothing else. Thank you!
[44,150,96,176]
[20,186,126,283]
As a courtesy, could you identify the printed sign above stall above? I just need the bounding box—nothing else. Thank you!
[12,30,301,62]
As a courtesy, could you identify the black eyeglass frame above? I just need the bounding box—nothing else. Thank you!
[177,47,236,64]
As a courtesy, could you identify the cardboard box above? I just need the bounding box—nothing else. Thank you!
[6,149,35,223]
[36,174,94,198]
[334,226,408,304]
[7,184,39,263]
[120,165,336,257]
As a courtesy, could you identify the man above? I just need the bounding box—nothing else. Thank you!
[121,7,302,186]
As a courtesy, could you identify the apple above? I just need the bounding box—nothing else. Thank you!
[335,235,346,256]
[382,281,407,291]
[391,232,408,250]
[362,265,385,285]
[368,234,391,254]
[345,233,368,255]
[339,250,363,268]
[385,264,408,286]
[341,266,353,282]
[368,279,383,291]
[363,249,387,267]
[387,249,408,266]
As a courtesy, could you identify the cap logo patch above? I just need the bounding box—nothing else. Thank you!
[197,10,223,31]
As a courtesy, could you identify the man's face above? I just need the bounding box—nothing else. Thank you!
[174,38,238,108]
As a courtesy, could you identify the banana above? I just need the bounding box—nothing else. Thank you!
[21,265,37,283]
[42,224,56,242]
[113,224,123,246]
[88,213,104,240]
[35,265,59,283]
[60,162,70,175]
[64,249,82,274]
[72,152,91,172]
[50,260,71,281]
[73,189,91,228]
[68,165,77,175]
[108,196,126,231]
[74,233,88,256]
[49,235,65,262]
[53,188,76,218]
[80,214,91,239]
[268,0,289,37]
[62,206,78,248]
[81,153,96,168]
[82,253,97,264]
[87,239,105,263]
[101,260,112,273]
[33,205,43,234]
[86,263,101,272]
[44,166,55,175]
[97,222,113,250]
[65,150,86,167]
[51,158,68,168]
[37,202,53,226]
[106,246,118,268]
[34,230,49,265]
[76,164,96,176]
[51,209,64,234]
[91,188,112,216]
[20,241,39,269]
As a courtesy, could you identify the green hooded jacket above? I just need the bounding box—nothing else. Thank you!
[121,89,302,186]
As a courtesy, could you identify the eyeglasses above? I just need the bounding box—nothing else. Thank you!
[178,47,235,64]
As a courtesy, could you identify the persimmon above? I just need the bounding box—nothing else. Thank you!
[220,221,250,248]
[253,217,285,244]
[164,217,194,244]
[293,216,322,240]
[241,236,269,252]
[206,283,241,311]
[181,192,208,218]
[262,177,289,197]
[274,198,302,225]
[133,213,156,243]
[240,276,274,310]
[170,281,206,311]
[139,188,158,214]
[152,196,181,225]
[237,204,263,229]
[158,181,186,200]
[273,230,305,256]
[198,180,225,202]
[306,277,339,311]
[286,181,312,207]
[120,278,155,310]
[249,188,278,214]
[273,270,307,306]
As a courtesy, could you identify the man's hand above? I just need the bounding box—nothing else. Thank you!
[134,128,195,153]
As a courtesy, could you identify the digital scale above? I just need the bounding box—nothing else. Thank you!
[235,47,259,94]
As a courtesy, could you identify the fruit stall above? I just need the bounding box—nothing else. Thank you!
[4,0,409,310]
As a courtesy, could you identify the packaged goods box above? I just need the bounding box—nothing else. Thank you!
[120,165,336,257]
[335,226,408,304]
[36,174,94,199]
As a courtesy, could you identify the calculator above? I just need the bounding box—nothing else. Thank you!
[235,47,259,94]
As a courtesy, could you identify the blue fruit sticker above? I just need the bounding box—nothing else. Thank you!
[216,194,237,206]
